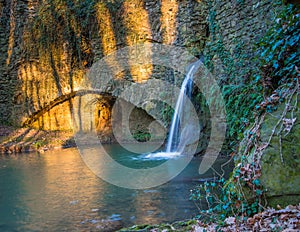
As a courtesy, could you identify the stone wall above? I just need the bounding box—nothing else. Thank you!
[204,0,282,83]
[0,0,208,132]
[0,0,284,142]
[0,0,30,125]
[236,92,300,207]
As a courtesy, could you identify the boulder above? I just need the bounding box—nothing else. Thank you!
[259,95,300,207]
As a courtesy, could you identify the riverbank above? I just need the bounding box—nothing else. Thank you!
[120,204,300,231]
[0,126,75,154]
[1,126,299,231]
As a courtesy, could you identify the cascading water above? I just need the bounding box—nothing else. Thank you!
[144,60,202,159]
[166,63,196,152]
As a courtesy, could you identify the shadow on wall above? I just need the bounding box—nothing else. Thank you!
[72,94,166,144]
[1,0,208,139]
[0,0,30,124]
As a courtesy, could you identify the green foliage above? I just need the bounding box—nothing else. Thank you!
[131,121,153,142]
[32,140,46,149]
[190,161,264,224]
[132,130,151,142]
[206,1,217,41]
[120,224,156,231]
[223,84,263,141]
[205,3,264,147]
[195,3,300,222]
[27,0,96,67]
[204,3,299,148]
[257,4,300,92]
[236,0,245,5]
[161,104,174,126]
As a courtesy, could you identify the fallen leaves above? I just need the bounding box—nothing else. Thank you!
[191,204,300,232]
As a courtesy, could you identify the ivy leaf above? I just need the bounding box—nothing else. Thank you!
[252,179,261,186]
[286,53,297,65]
[286,33,300,46]
[260,47,270,58]
[273,60,279,69]
[272,39,284,51]
[256,189,263,195]
[254,75,261,82]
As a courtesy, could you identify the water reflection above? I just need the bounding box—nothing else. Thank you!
[0,146,233,231]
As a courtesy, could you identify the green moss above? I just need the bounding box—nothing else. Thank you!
[267,195,300,208]
[119,224,155,231]
[256,95,300,207]
[119,220,199,232]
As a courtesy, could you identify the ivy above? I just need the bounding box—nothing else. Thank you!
[257,4,300,93]
[203,2,299,150]
[27,0,97,68]
[191,2,299,223]
[222,84,263,141]
[190,161,264,224]
[204,1,263,148]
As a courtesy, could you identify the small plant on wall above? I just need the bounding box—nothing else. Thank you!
[132,125,151,142]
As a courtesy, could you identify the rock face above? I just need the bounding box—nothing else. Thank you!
[0,0,30,125]
[0,0,280,124]
[259,95,300,207]
[204,0,282,82]
[0,0,287,147]
[0,0,208,142]
[237,91,300,207]
[0,0,282,145]
[202,0,300,207]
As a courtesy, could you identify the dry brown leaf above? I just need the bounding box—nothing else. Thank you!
[224,216,235,225]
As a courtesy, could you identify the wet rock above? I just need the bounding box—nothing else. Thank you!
[94,220,123,232]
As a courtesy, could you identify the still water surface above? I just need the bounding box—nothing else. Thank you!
[0,144,232,231]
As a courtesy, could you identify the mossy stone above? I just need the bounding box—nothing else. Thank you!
[260,95,300,207]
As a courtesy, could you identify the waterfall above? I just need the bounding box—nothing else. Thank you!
[144,60,201,159]
[166,63,196,152]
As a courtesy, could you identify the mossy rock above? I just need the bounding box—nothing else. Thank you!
[118,219,198,231]
[259,95,300,207]
[235,94,300,208]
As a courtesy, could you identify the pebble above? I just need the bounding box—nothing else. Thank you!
[69,200,79,205]
[109,214,122,221]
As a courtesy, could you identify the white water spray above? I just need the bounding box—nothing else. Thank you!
[145,60,201,159]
